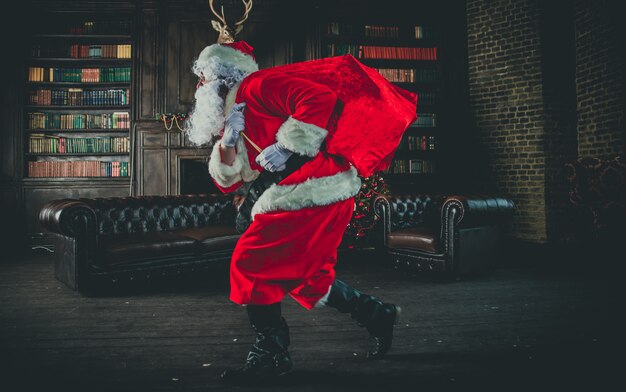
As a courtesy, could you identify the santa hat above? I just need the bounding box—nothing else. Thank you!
[192,40,258,79]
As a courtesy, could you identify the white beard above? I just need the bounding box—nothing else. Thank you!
[185,54,251,146]
[185,79,226,146]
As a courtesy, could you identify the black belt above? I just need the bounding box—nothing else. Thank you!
[235,154,312,233]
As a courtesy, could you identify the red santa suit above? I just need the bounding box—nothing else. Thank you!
[198,43,417,309]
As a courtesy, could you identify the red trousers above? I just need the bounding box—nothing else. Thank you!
[229,198,354,309]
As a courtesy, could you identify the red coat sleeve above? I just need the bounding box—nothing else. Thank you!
[259,74,337,126]
[256,74,339,157]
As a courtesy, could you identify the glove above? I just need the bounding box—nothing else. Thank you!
[221,102,246,147]
[255,142,294,172]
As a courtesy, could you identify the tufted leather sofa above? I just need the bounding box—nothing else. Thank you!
[39,194,239,294]
[374,194,515,279]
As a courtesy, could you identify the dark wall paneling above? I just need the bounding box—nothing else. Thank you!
[139,10,159,120]
[1,184,25,254]
[165,18,218,114]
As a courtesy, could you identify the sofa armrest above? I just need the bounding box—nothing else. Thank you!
[39,199,98,237]
[373,193,441,247]
[441,195,516,229]
[437,195,515,275]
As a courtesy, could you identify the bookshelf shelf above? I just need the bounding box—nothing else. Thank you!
[27,153,129,157]
[30,58,132,64]
[393,149,436,157]
[407,126,437,131]
[358,58,438,68]
[27,128,130,133]
[324,35,438,48]
[26,105,130,110]
[27,81,131,87]
[393,81,439,90]
[22,176,130,182]
[32,34,132,40]
[23,16,134,181]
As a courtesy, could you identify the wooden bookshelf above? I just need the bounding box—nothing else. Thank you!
[319,21,441,186]
[24,17,133,180]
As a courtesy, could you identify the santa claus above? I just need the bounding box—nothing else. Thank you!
[186,32,417,382]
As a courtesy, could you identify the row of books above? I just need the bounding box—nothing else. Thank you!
[398,135,436,151]
[326,44,437,60]
[375,68,439,83]
[31,44,132,59]
[327,23,434,39]
[28,160,129,177]
[385,159,436,174]
[27,112,130,130]
[29,135,130,154]
[412,113,437,128]
[28,67,131,82]
[362,46,437,60]
[71,44,131,59]
[28,88,130,106]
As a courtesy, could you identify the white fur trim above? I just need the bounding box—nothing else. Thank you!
[238,139,261,183]
[208,141,243,188]
[314,284,333,308]
[251,166,361,218]
[276,116,329,157]
[194,44,258,77]
[208,137,260,189]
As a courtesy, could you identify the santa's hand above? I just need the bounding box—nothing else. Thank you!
[222,102,246,148]
[255,142,293,172]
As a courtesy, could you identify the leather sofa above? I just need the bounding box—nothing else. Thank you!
[39,194,240,294]
[373,194,515,279]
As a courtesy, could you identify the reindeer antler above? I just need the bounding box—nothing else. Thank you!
[234,0,253,27]
[208,0,227,26]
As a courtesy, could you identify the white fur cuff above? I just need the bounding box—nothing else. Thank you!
[208,142,243,189]
[251,166,361,218]
[276,116,329,157]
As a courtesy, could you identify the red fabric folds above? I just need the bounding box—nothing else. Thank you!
[229,199,354,309]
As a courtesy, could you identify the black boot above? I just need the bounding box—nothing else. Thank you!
[220,303,293,383]
[325,279,401,359]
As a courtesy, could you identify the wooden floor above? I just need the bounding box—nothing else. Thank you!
[0,247,614,392]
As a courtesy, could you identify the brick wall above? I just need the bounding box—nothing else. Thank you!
[467,0,548,242]
[575,0,624,158]
[466,0,623,244]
